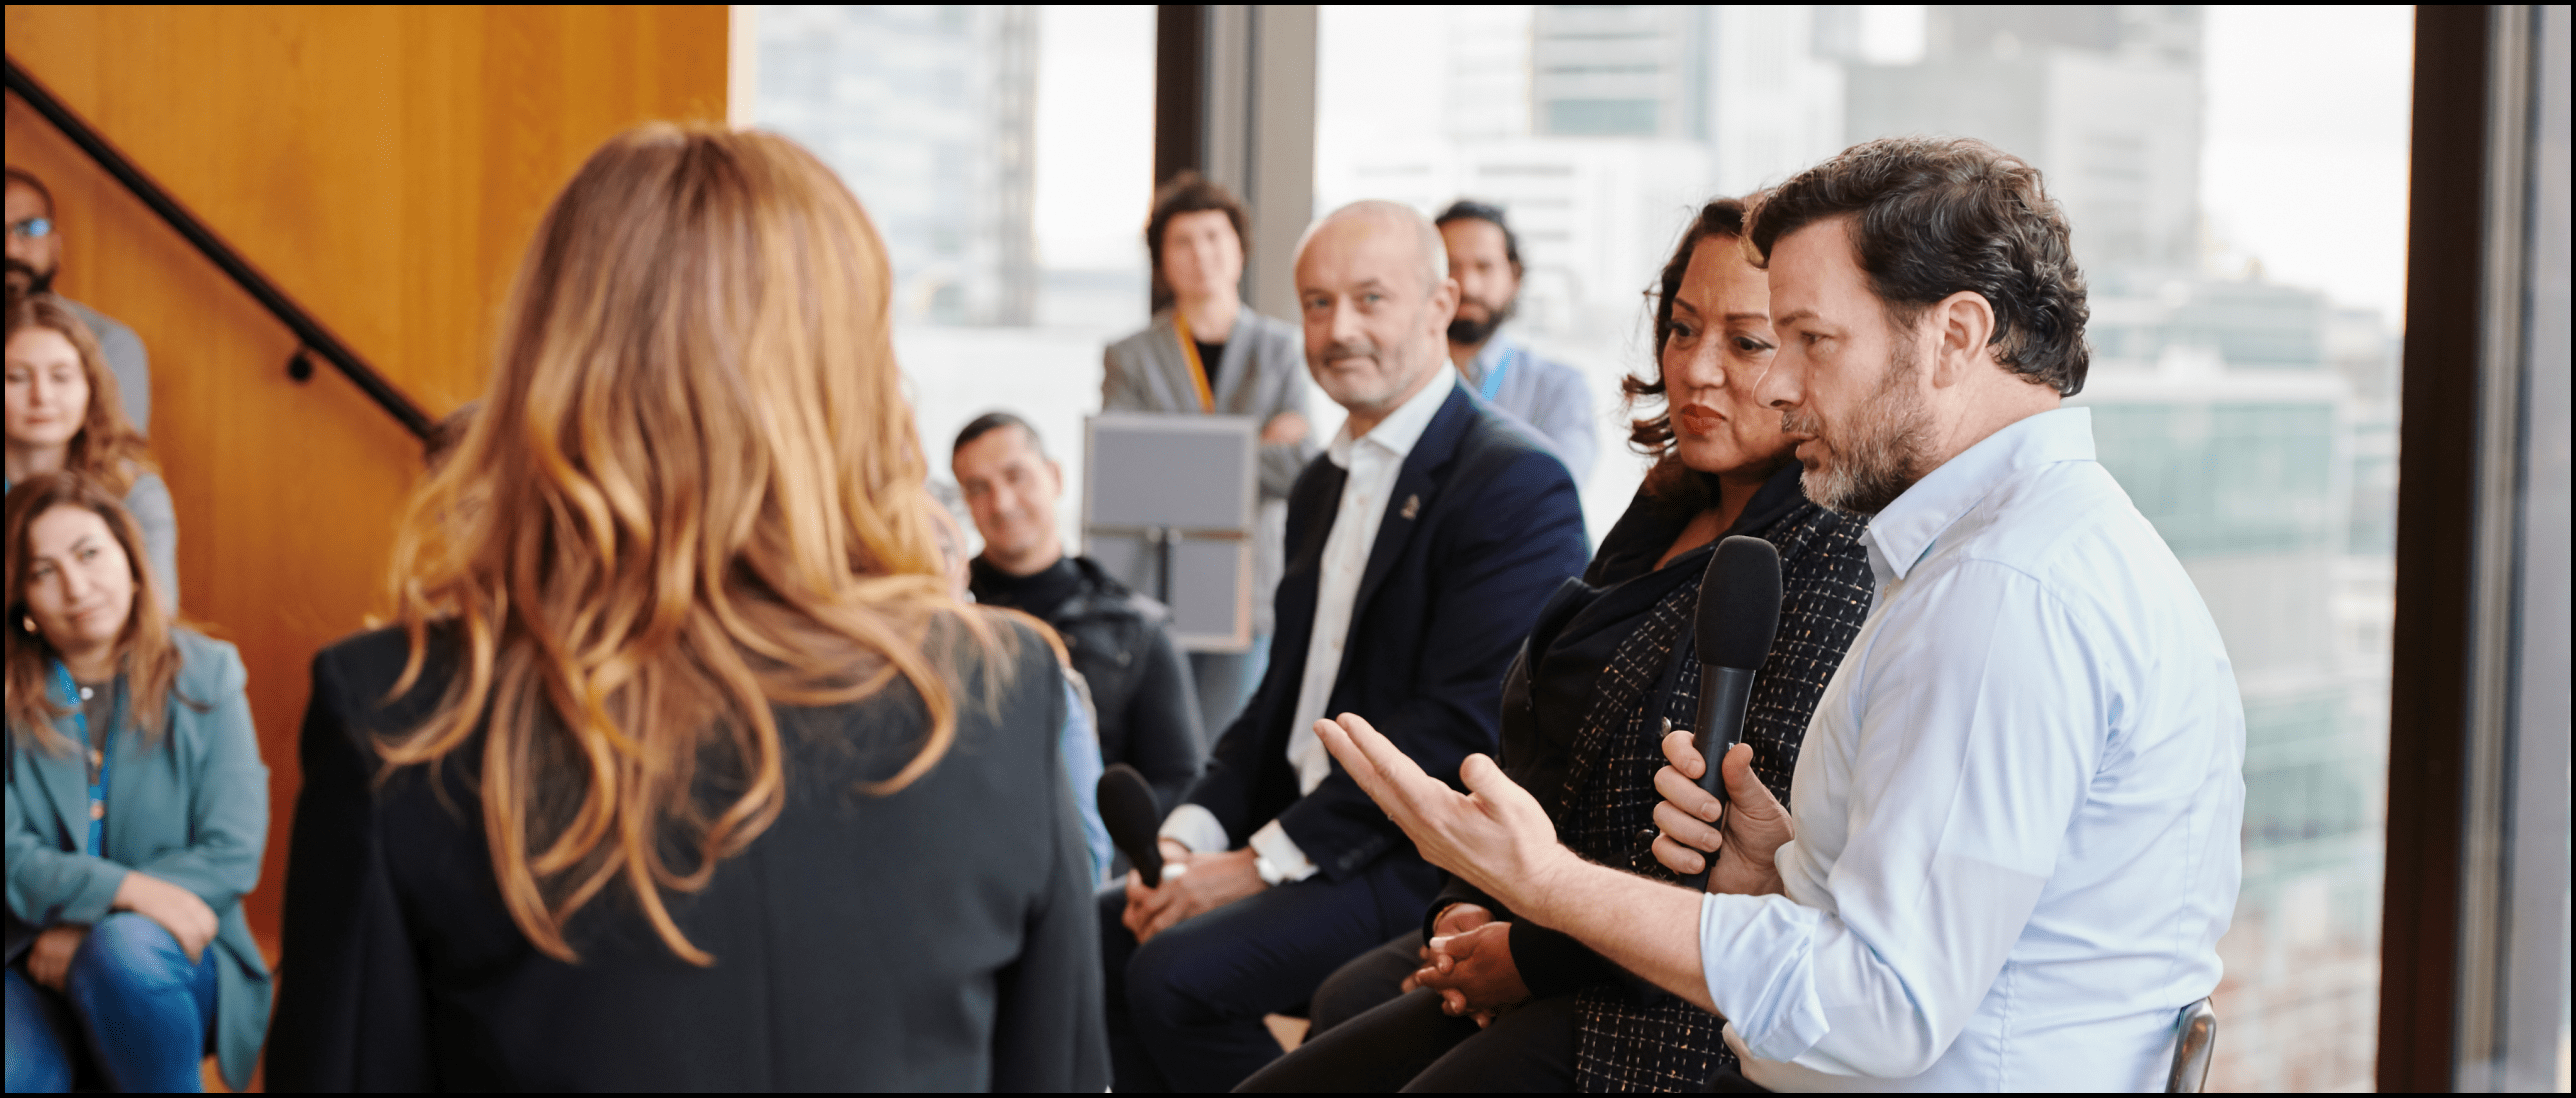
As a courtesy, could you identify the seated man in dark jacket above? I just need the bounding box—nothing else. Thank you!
[953,412,1206,816]
[1098,200,1591,1092]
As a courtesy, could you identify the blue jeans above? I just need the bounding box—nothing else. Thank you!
[5,913,218,1093]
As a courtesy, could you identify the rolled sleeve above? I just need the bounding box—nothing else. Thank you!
[1696,560,2105,1078]
[1698,893,1832,1061]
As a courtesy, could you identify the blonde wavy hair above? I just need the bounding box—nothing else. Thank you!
[383,123,996,965]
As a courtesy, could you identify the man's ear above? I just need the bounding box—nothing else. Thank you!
[1429,275,1462,335]
[1927,290,1998,388]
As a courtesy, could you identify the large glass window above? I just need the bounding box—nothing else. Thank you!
[1318,6,2412,1088]
[749,4,1156,548]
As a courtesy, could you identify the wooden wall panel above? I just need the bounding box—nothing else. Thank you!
[4,5,729,959]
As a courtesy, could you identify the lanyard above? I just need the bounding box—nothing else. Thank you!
[1172,313,1218,413]
[1477,345,1517,403]
[50,661,110,856]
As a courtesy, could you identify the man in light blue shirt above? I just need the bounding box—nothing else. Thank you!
[1314,136,2245,1092]
[1436,201,1595,485]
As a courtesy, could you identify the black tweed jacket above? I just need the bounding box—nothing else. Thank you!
[1431,459,1875,1092]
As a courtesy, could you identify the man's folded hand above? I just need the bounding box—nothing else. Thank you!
[1122,847,1267,942]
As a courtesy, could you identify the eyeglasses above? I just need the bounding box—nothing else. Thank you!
[7,218,53,240]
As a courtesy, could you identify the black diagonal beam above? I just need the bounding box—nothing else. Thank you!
[5,55,432,441]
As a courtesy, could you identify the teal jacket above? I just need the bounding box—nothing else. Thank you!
[5,629,272,1089]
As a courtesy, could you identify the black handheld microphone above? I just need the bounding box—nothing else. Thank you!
[1096,764,1166,887]
[1677,535,1782,892]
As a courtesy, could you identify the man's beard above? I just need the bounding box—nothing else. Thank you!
[4,258,54,296]
[1446,293,1516,346]
[1785,340,1933,516]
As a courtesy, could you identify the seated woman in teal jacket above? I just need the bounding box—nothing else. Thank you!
[3,472,270,1092]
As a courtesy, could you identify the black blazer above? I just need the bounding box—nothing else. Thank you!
[265,618,1109,1092]
[1184,384,1591,880]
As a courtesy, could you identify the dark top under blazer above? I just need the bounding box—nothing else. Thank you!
[265,618,1109,1092]
[1183,384,1591,880]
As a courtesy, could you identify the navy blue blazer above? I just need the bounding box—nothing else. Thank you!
[1183,383,1590,881]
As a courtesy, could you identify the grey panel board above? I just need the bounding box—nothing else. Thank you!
[1081,414,1259,652]
[1090,532,1145,591]
[1084,413,1258,530]
[1168,537,1252,641]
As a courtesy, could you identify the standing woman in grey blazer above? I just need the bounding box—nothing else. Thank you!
[1102,172,1315,743]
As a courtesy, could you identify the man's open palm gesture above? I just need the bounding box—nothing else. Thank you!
[1310,713,1576,914]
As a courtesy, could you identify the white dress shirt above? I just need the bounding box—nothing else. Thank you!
[1695,408,2246,1091]
[1161,368,1459,882]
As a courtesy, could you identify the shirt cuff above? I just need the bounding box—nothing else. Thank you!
[1248,820,1321,883]
[1699,892,1833,1063]
[1158,803,1231,854]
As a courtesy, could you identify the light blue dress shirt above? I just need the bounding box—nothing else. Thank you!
[1695,407,2246,1091]
[1058,679,1113,887]
[1461,333,1595,485]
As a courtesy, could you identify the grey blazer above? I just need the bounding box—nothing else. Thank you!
[1102,307,1315,634]
[62,297,149,434]
[4,629,272,1089]
[124,471,179,612]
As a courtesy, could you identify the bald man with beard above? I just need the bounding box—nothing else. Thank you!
[1094,201,1590,1092]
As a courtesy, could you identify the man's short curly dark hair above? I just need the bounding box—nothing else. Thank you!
[1748,136,2090,395]
[1432,199,1523,276]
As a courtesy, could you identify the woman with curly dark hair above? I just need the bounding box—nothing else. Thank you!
[1243,196,1876,1092]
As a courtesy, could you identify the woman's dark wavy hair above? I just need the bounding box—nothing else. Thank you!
[1747,136,2090,396]
[1621,196,1753,505]
[1144,171,1251,314]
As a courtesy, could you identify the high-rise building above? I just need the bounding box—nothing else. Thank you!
[1528,5,1845,195]
[1844,5,2204,276]
[1529,6,1703,139]
[1322,6,2405,1088]
[756,5,1039,326]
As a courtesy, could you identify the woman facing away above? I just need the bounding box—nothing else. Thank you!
[3,472,270,1092]
[1100,172,1314,742]
[1240,196,1877,1092]
[263,124,1109,1091]
[3,296,178,610]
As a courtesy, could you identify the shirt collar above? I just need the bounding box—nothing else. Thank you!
[1327,364,1457,469]
[1860,406,2094,584]
[1462,332,1520,387]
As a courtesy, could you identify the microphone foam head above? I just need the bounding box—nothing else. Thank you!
[1696,535,1782,670]
[1096,763,1163,847]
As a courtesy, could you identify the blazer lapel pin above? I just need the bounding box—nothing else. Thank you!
[1400,494,1421,520]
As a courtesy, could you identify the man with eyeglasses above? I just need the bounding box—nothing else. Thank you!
[7,167,150,433]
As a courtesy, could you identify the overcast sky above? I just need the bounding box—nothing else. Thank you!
[1028,6,2417,323]
[1030,5,1155,271]
[2202,6,2414,322]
